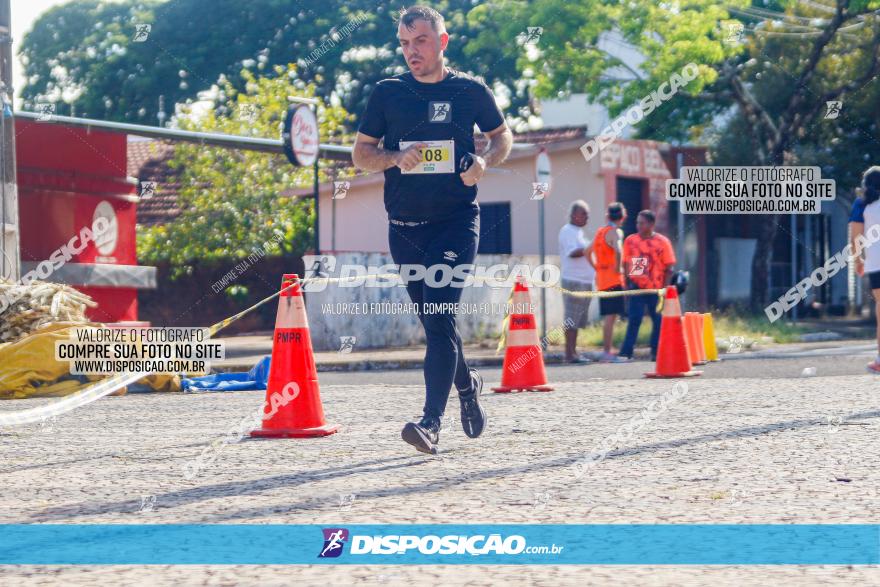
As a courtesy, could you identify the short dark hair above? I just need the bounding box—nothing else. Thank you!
[608,202,625,221]
[862,165,880,204]
[397,5,446,32]
[637,210,656,224]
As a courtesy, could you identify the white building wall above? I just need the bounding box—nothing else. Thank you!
[319,143,607,257]
[303,252,594,351]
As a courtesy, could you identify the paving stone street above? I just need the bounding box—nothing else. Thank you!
[7,0,880,584]
[1,349,879,585]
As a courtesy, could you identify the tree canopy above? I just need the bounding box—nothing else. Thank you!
[19,0,527,127]
[23,0,880,308]
[473,0,880,308]
[136,64,351,276]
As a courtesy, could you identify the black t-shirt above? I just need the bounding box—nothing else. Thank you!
[358,69,505,222]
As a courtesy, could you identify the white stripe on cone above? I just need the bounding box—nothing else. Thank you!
[663,295,681,317]
[507,327,541,347]
[512,290,532,306]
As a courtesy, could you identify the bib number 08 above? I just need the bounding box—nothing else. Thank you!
[422,148,447,162]
[399,139,455,174]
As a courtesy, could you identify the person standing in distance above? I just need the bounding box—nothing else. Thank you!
[618,210,676,361]
[352,6,513,454]
[586,202,630,362]
[848,166,880,373]
[558,200,596,363]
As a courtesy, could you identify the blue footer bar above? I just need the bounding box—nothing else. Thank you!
[1,525,878,565]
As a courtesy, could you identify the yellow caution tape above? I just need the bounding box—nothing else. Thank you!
[0,272,670,426]
[492,280,668,352]
[495,286,515,355]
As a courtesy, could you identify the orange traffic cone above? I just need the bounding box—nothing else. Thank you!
[703,313,720,361]
[684,313,707,366]
[682,313,699,366]
[645,287,702,378]
[251,274,339,438]
[492,278,553,393]
[695,314,708,364]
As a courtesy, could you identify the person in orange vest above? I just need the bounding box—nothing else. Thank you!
[586,202,630,362]
[619,210,676,361]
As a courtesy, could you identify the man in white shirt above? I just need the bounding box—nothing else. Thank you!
[558,200,596,363]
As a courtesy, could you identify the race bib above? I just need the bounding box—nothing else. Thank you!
[399,140,455,174]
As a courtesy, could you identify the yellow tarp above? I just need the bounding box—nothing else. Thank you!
[0,322,180,399]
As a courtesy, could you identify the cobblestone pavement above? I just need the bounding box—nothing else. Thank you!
[1,366,879,585]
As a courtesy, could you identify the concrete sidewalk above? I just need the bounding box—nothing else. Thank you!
[211,332,869,373]
[3,356,880,585]
[213,333,575,372]
[212,331,679,372]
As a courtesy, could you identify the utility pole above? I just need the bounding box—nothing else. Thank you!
[0,0,19,281]
[157,95,166,127]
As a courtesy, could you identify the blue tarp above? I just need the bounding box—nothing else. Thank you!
[181,356,271,392]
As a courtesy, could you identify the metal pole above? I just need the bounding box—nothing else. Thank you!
[313,146,320,255]
[13,110,530,165]
[675,152,685,260]
[804,214,813,305]
[790,214,797,321]
[0,0,19,281]
[157,95,166,127]
[675,152,685,308]
[539,198,546,343]
[307,99,321,256]
[331,184,337,252]
[13,110,352,161]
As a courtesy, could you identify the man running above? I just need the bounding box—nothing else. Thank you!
[848,166,880,373]
[352,6,513,454]
[586,202,629,362]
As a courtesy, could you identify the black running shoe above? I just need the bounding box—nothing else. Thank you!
[401,416,441,455]
[459,369,487,439]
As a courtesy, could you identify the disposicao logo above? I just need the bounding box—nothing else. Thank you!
[318,528,349,558]
[316,530,559,558]
[350,534,528,555]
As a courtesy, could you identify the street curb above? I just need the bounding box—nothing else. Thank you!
[210,351,655,373]
[213,355,507,374]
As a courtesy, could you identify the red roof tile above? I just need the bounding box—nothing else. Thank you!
[128,140,181,226]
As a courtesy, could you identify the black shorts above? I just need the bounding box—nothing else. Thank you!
[599,285,625,316]
[869,270,880,290]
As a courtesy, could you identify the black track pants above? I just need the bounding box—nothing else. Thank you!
[388,214,479,419]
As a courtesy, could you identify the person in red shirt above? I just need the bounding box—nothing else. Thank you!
[619,210,676,360]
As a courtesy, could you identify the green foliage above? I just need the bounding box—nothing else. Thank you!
[471,0,744,121]
[573,310,807,349]
[711,4,880,205]
[471,0,879,311]
[20,0,527,127]
[472,0,880,159]
[708,309,807,344]
[22,0,880,144]
[19,0,161,118]
[225,284,250,302]
[136,64,351,278]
